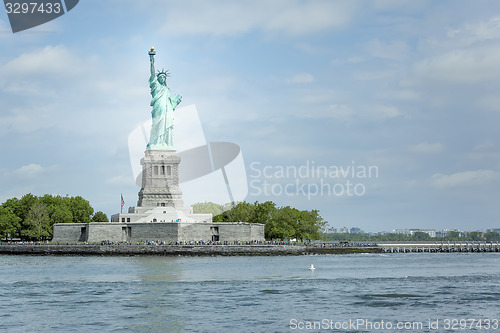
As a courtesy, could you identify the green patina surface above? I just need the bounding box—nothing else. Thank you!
[147,47,182,150]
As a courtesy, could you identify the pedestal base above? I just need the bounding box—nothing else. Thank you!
[137,149,184,208]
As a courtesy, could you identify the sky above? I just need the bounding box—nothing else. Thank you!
[1,0,500,232]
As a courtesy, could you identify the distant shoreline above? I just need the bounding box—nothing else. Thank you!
[0,244,381,256]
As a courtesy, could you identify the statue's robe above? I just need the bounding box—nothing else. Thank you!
[148,75,181,148]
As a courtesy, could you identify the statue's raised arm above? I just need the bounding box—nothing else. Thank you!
[149,47,156,78]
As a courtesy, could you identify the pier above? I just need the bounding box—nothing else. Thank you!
[0,243,381,256]
[1,242,500,256]
[379,242,500,253]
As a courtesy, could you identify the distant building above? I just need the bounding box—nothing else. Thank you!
[350,227,363,234]
[392,229,436,237]
[413,229,436,238]
[438,229,464,238]
[324,227,337,234]
[392,229,411,236]
[323,227,337,234]
[340,227,349,234]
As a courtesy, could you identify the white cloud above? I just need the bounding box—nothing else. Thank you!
[293,43,324,54]
[478,94,500,112]
[353,69,399,81]
[0,19,10,33]
[472,141,495,152]
[393,89,420,101]
[413,46,500,84]
[371,105,403,119]
[431,170,498,188]
[378,89,420,101]
[365,39,410,61]
[409,142,444,154]
[264,1,356,35]
[0,45,84,78]
[0,104,58,135]
[283,102,353,121]
[106,175,135,187]
[157,0,358,36]
[446,16,500,46]
[298,89,340,104]
[347,57,364,63]
[421,16,500,55]
[13,164,44,179]
[303,104,402,121]
[413,17,500,85]
[326,104,353,121]
[288,73,314,84]
[372,0,427,12]
[0,44,148,141]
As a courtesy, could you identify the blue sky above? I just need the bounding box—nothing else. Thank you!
[1,0,500,232]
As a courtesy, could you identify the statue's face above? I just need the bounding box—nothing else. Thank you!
[158,75,166,85]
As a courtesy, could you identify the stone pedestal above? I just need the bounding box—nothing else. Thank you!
[137,149,184,208]
[112,148,212,224]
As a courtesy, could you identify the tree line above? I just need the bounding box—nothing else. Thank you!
[193,201,326,241]
[323,231,500,242]
[0,194,108,241]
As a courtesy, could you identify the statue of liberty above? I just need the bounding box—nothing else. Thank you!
[147,47,182,149]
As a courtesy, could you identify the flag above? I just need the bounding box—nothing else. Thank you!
[121,194,125,213]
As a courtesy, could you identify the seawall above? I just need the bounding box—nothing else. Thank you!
[0,244,381,256]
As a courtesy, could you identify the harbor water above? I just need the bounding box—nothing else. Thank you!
[0,253,499,332]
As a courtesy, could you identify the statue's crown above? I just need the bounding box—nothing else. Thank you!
[157,69,170,77]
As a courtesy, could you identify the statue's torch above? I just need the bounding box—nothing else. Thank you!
[149,47,156,64]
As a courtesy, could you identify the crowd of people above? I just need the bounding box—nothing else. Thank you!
[0,240,377,247]
[95,240,377,247]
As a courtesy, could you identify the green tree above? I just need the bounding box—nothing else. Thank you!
[2,198,22,238]
[413,232,431,241]
[1,194,103,240]
[69,196,94,223]
[3,197,20,215]
[484,232,500,242]
[213,209,229,222]
[192,202,224,216]
[40,194,74,228]
[444,231,461,241]
[51,205,73,224]
[213,200,327,241]
[92,211,109,222]
[296,209,326,241]
[0,206,21,240]
[23,202,51,240]
[18,193,38,222]
[227,201,255,222]
[213,201,258,222]
[265,206,297,240]
[252,201,276,225]
[466,231,484,241]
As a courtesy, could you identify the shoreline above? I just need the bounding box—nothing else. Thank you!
[0,244,381,256]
